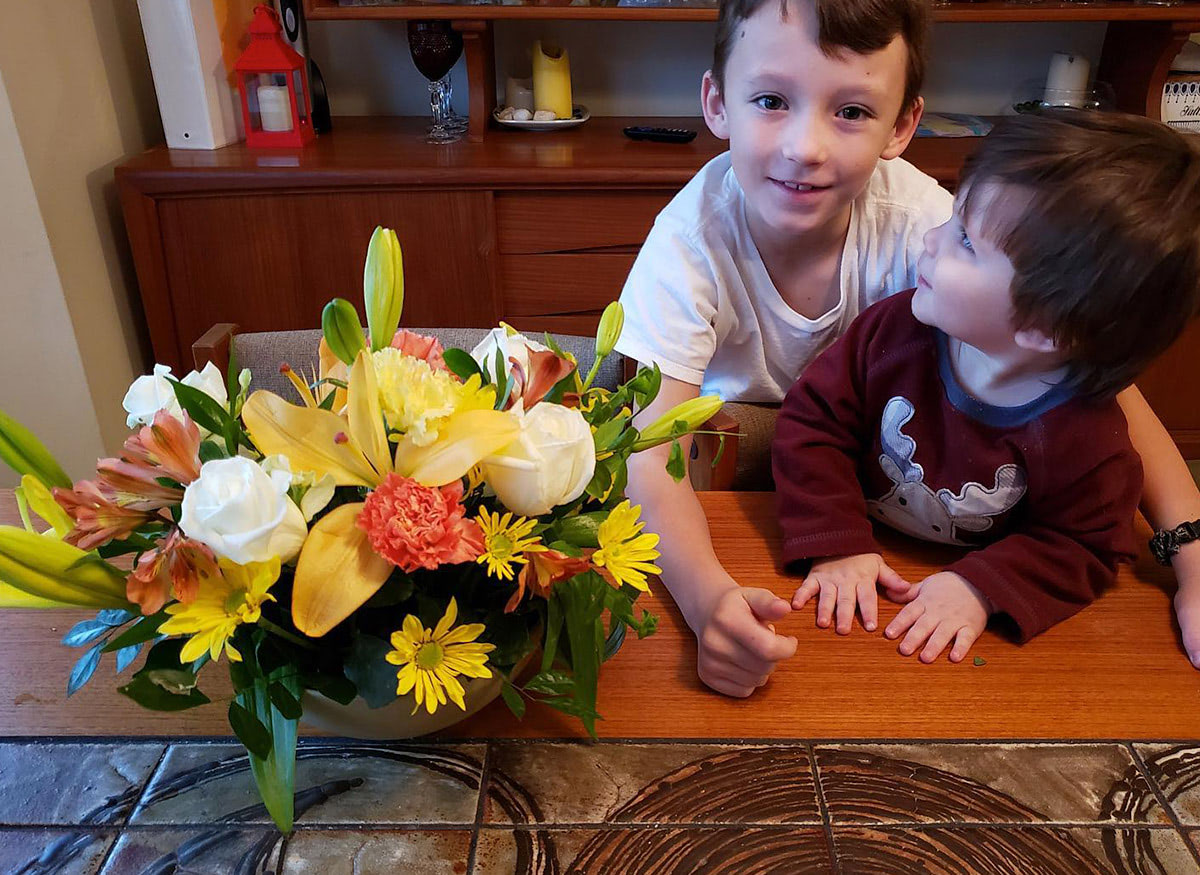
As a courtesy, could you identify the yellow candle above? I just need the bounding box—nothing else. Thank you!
[532,40,572,120]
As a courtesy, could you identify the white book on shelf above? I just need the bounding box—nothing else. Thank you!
[136,0,243,150]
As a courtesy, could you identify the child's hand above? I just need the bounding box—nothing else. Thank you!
[793,553,912,634]
[696,586,798,698]
[1173,544,1200,668]
[883,571,991,663]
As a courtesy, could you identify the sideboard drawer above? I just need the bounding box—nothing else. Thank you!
[501,253,637,315]
[496,192,671,254]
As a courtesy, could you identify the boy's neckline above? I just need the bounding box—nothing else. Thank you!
[934,331,1075,428]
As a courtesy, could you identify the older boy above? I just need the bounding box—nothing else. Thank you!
[773,112,1200,662]
[619,0,1200,697]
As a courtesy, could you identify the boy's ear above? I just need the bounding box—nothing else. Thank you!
[701,70,730,140]
[1014,325,1060,354]
[880,95,924,160]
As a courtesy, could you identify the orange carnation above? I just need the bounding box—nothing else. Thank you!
[357,474,484,572]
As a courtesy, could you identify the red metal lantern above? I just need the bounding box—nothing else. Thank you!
[234,4,315,148]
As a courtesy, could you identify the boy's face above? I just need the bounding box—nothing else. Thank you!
[912,183,1028,354]
[702,0,921,245]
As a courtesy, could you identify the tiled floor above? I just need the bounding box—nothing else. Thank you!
[4,739,1200,873]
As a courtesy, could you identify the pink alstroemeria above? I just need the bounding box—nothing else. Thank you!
[507,348,576,411]
[52,480,157,550]
[126,528,219,614]
[508,548,590,612]
[390,329,448,371]
[121,411,202,486]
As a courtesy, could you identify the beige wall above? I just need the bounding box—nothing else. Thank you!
[0,1,161,485]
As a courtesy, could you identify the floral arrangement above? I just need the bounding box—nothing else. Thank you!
[0,227,722,833]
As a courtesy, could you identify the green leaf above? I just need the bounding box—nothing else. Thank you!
[666,439,686,483]
[591,416,628,453]
[973,656,987,666]
[711,433,727,470]
[238,665,299,832]
[523,669,575,696]
[493,348,506,390]
[500,678,526,719]
[343,634,399,709]
[229,701,273,760]
[556,572,608,737]
[540,591,563,674]
[443,348,482,382]
[362,573,414,608]
[603,619,627,661]
[226,343,241,415]
[539,695,601,725]
[303,672,357,706]
[103,612,168,652]
[268,682,304,720]
[118,674,211,711]
[67,643,104,696]
[584,459,614,501]
[167,378,229,436]
[554,513,605,549]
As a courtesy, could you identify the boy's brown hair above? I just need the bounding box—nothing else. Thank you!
[961,111,1200,399]
[712,0,930,112]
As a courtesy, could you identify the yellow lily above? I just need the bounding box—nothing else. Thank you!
[365,227,404,353]
[291,502,393,637]
[394,407,520,487]
[0,525,132,609]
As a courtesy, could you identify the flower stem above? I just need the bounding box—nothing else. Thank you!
[259,617,316,650]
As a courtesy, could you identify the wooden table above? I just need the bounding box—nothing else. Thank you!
[2,490,1196,740]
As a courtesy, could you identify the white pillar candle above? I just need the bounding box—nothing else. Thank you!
[257,85,294,132]
[1043,52,1090,107]
[505,76,534,112]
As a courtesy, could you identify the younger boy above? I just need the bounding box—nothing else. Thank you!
[772,112,1200,662]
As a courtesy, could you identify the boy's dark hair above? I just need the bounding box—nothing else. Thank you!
[961,111,1200,399]
[712,0,930,112]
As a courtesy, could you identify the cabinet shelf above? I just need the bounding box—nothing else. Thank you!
[306,0,1200,24]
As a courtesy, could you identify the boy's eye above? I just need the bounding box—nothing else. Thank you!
[753,95,785,112]
[837,106,871,121]
[959,227,974,253]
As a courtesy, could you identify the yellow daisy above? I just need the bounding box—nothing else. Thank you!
[475,507,547,581]
[386,597,495,714]
[159,557,280,663]
[590,500,661,592]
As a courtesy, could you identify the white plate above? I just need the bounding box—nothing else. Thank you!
[493,105,590,131]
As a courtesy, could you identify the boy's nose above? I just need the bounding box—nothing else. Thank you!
[781,117,829,166]
[923,223,944,256]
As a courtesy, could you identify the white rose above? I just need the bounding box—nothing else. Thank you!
[122,361,228,430]
[483,402,596,516]
[180,457,307,564]
[470,327,551,382]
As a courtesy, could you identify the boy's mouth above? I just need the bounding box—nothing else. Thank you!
[772,179,828,192]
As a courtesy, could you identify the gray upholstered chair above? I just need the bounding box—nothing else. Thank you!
[192,324,771,491]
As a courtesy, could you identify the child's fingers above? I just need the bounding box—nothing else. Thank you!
[816,581,837,629]
[885,600,924,640]
[876,562,910,593]
[884,582,921,604]
[835,584,858,635]
[919,622,957,664]
[857,581,878,632]
[792,576,820,610]
[898,613,938,657]
[948,625,981,663]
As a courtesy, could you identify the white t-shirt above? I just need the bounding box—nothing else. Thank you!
[615,152,953,402]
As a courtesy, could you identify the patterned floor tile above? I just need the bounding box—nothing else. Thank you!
[99,827,282,874]
[129,742,485,826]
[0,743,165,825]
[281,829,472,874]
[485,743,819,825]
[815,743,1156,825]
[473,826,833,874]
[1132,744,1200,825]
[833,826,1199,874]
[0,828,115,875]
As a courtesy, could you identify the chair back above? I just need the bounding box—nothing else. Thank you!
[225,328,623,399]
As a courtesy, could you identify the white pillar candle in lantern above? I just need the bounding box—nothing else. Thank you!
[257,84,294,132]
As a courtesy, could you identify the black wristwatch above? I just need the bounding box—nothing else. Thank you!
[1149,519,1200,565]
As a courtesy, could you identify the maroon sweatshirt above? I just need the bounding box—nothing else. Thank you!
[773,290,1142,641]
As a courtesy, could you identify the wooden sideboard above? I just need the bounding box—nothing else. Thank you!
[114,114,1200,456]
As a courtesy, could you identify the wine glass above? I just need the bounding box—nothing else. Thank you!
[407,21,465,144]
